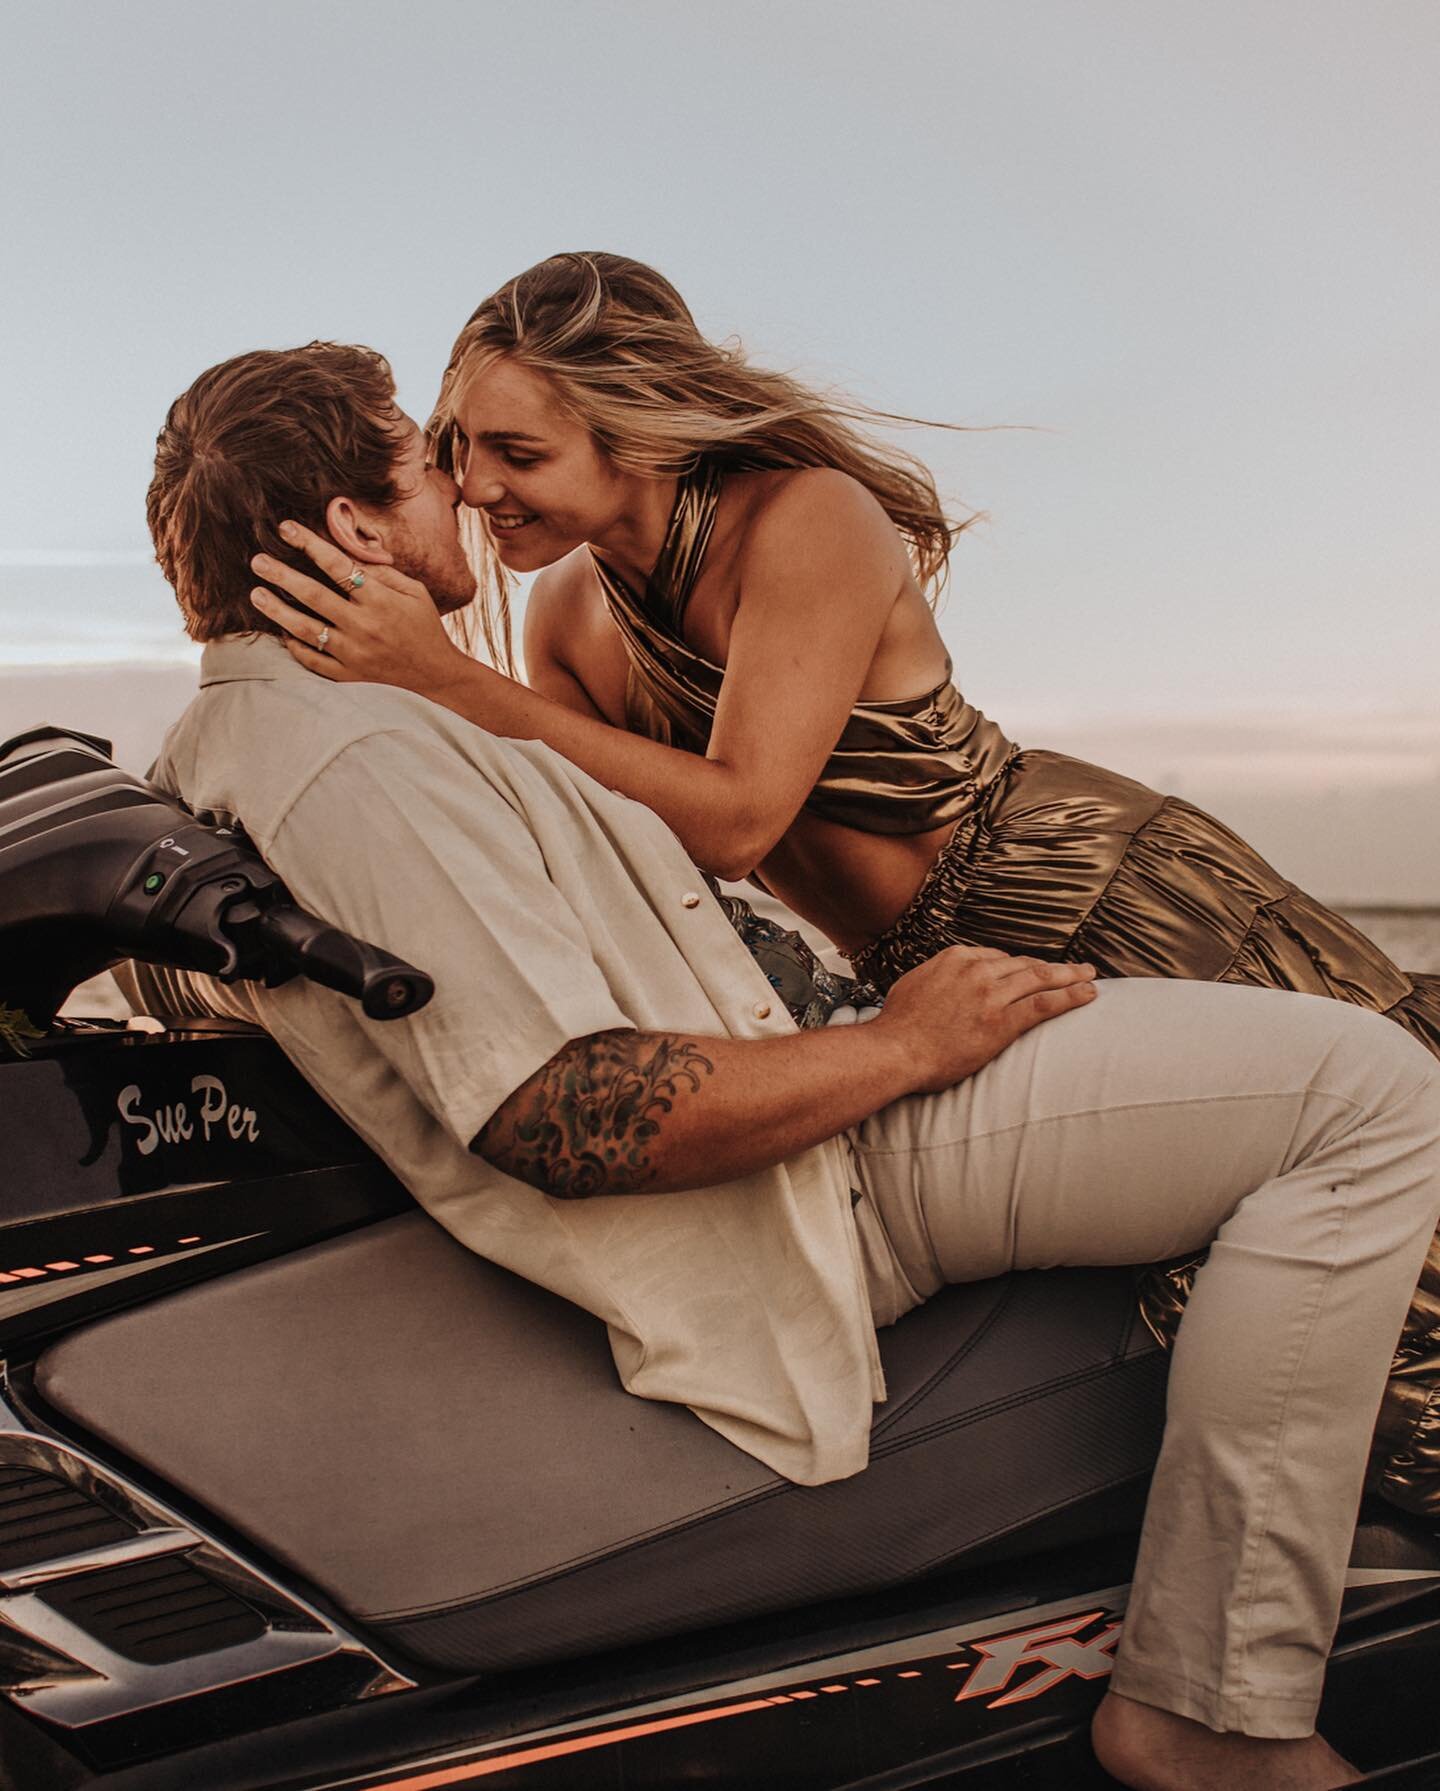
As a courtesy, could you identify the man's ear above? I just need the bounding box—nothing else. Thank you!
[323,494,395,567]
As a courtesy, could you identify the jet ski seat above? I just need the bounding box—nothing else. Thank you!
[37,1209,1169,1674]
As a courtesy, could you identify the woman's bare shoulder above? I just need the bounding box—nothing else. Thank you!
[730,463,884,516]
[524,548,606,668]
[528,546,598,619]
[522,555,601,648]
[523,548,630,718]
[733,467,909,576]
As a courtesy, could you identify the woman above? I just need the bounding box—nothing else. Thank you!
[250,251,1440,1512]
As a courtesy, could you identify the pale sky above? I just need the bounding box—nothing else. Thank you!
[2,1,1438,895]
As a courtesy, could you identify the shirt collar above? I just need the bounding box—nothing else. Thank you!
[199,633,311,688]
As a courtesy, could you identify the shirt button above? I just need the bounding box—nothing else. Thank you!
[681,891,701,909]
[753,1001,772,1020]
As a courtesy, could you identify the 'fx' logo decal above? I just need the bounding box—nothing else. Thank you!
[954,1609,1122,1708]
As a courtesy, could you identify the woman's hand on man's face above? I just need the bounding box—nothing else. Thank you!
[248,521,468,699]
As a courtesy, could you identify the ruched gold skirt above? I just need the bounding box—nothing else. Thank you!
[851,749,1440,1515]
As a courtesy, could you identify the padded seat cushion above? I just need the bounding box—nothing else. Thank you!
[37,1211,1166,1672]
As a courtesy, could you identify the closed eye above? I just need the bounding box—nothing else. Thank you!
[434,426,471,479]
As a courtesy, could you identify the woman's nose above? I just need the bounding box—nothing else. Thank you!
[460,463,505,508]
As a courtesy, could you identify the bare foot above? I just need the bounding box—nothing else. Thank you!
[1091,1691,1362,1790]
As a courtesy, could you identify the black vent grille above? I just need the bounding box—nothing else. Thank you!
[40,1555,267,1664]
[0,1466,135,1570]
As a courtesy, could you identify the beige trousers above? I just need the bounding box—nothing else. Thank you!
[848,977,1440,1738]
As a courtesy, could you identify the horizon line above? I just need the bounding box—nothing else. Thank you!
[0,549,155,568]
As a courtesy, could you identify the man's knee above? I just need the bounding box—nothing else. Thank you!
[1309,1009,1440,1242]
[1317,1003,1440,1118]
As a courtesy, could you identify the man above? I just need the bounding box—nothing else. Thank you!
[135,342,1440,1791]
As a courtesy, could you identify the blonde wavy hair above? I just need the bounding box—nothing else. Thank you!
[429,252,975,673]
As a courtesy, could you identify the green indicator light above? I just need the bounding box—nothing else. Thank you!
[143,873,165,894]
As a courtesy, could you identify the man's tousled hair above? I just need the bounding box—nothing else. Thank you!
[147,342,404,641]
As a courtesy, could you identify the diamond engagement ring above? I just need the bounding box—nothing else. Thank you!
[316,625,331,654]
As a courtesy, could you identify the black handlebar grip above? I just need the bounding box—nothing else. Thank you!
[255,907,434,1019]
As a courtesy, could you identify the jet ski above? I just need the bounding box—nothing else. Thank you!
[1,727,1437,1790]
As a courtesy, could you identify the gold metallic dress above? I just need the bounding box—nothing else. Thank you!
[592,462,1440,1516]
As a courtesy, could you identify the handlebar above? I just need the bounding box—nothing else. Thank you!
[111,823,436,1022]
[0,728,435,1025]
[251,907,433,1020]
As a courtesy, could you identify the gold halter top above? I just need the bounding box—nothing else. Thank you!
[589,461,1017,837]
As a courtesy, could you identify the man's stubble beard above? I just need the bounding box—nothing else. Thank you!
[390,519,479,618]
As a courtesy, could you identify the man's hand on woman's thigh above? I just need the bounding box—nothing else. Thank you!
[874,945,1098,1095]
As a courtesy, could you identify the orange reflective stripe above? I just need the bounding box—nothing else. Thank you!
[361,1698,775,1789]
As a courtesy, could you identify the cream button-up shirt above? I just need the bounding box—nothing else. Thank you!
[138,636,886,1484]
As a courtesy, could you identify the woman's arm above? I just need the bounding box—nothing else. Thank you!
[521,560,610,723]
[251,474,912,878]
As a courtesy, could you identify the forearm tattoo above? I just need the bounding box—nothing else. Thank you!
[474,1031,716,1198]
